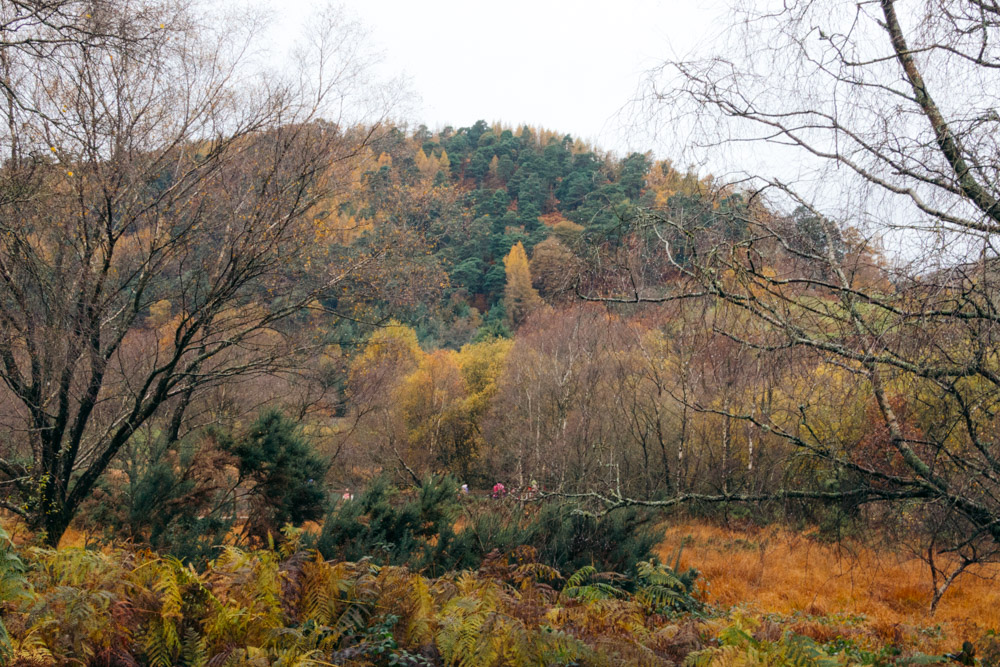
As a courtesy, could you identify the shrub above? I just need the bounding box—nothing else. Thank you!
[223,409,329,543]
[316,478,662,580]
[78,410,328,565]
[314,476,479,576]
[77,432,237,566]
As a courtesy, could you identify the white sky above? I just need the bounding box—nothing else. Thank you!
[265,0,726,156]
[247,1,979,266]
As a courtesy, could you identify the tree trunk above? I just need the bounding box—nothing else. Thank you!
[38,508,72,548]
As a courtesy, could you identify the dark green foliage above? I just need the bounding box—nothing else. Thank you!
[532,505,659,578]
[443,133,470,165]
[496,154,516,183]
[79,434,236,566]
[129,448,225,547]
[449,257,485,293]
[475,303,510,340]
[349,119,660,338]
[570,183,628,232]
[619,152,650,200]
[467,148,492,183]
[80,411,328,564]
[516,173,547,211]
[468,501,661,581]
[314,476,478,576]
[481,264,507,303]
[557,171,594,210]
[315,478,660,581]
[467,120,489,145]
[344,614,436,666]
[488,230,517,263]
[224,410,329,542]
[788,205,847,268]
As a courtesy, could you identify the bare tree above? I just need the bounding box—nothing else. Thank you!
[0,0,394,544]
[574,0,1000,608]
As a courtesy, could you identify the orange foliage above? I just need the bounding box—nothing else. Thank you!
[658,522,1000,653]
[539,211,571,227]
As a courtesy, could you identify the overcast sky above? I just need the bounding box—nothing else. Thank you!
[264,0,726,157]
[247,1,967,264]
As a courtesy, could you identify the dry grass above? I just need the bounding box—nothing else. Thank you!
[658,522,1000,654]
[12,513,999,655]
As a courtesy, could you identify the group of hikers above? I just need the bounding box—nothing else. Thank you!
[338,481,539,502]
[490,481,539,500]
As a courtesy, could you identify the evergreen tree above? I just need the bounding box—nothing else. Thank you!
[225,411,329,543]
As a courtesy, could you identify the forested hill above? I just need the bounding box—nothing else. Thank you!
[329,120,708,347]
[7,0,1000,660]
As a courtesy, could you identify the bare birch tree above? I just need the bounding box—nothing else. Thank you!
[575,0,1000,607]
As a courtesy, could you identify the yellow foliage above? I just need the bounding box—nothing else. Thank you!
[456,337,513,400]
[645,160,711,208]
[400,351,465,430]
[415,148,439,181]
[396,349,487,475]
[503,242,544,327]
[350,321,423,377]
[148,299,172,326]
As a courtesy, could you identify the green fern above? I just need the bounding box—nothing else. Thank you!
[0,526,31,660]
[685,621,847,667]
[564,564,597,589]
[180,626,209,667]
[635,559,702,614]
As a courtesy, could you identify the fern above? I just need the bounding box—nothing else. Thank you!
[685,621,848,667]
[147,558,185,664]
[564,565,597,589]
[8,625,54,665]
[437,596,496,666]
[563,581,628,603]
[375,567,437,646]
[0,528,884,667]
[180,626,208,667]
[0,525,31,660]
[635,559,703,614]
[779,635,845,667]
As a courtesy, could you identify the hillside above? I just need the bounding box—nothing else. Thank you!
[4,0,1000,663]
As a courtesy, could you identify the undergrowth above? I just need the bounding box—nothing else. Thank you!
[314,476,660,579]
[1,527,704,666]
[0,524,984,666]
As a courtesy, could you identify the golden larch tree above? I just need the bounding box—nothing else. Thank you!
[502,242,544,327]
